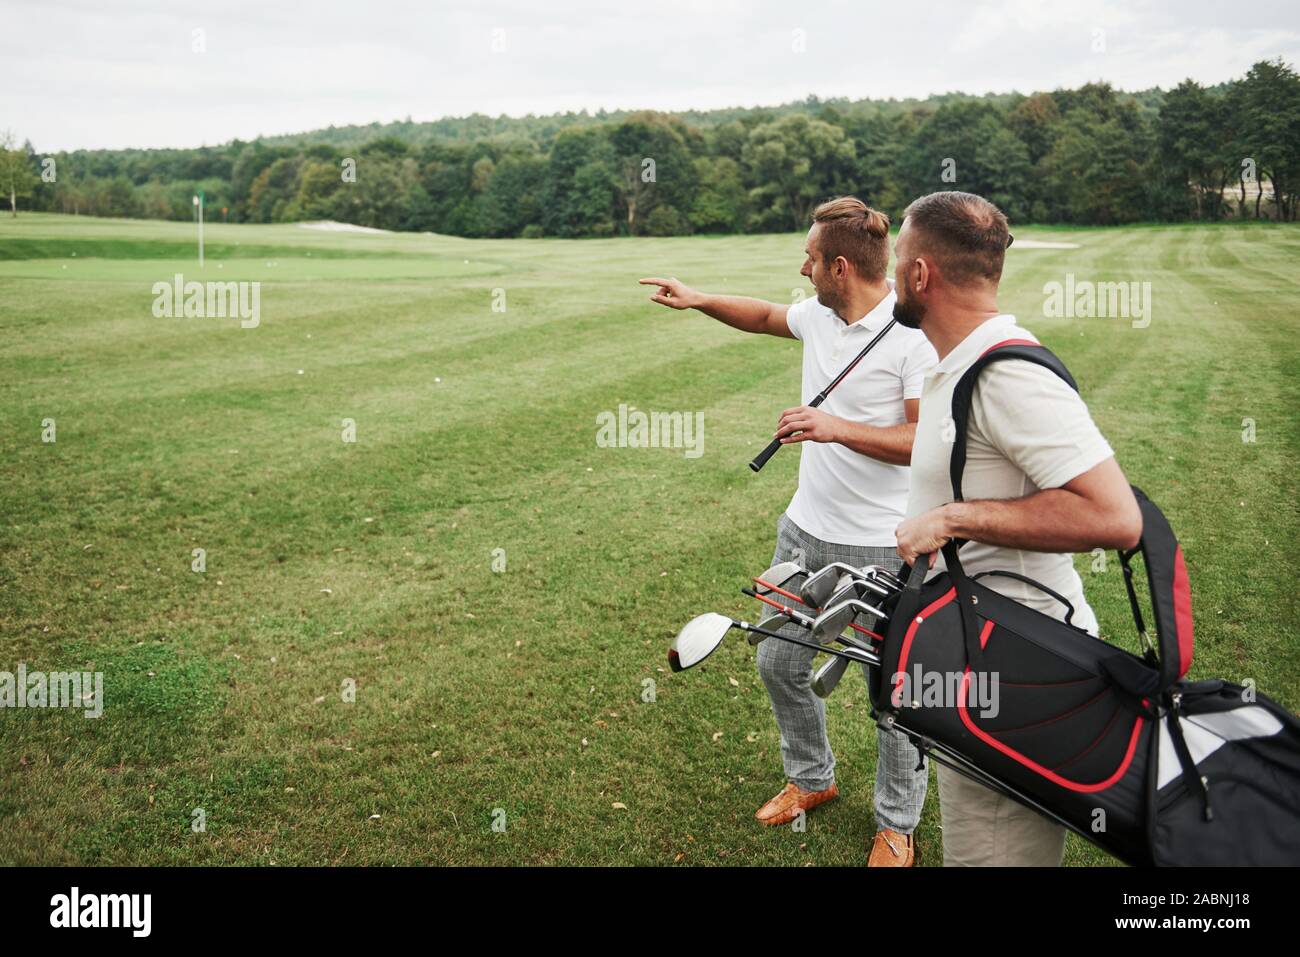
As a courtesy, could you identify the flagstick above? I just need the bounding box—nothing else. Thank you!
[193,190,205,268]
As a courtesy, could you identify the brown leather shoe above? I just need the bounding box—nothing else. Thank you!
[754,782,839,826]
[868,828,916,867]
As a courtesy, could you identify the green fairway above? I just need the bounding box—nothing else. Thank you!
[1,213,1297,866]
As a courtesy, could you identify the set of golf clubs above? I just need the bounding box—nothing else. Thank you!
[668,559,905,698]
[668,559,1108,844]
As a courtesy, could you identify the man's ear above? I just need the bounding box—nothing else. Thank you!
[913,258,930,293]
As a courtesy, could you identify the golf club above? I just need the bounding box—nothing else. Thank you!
[741,587,818,629]
[863,564,907,591]
[820,579,889,635]
[747,574,813,644]
[812,654,852,698]
[812,596,892,644]
[801,561,898,607]
[749,317,898,472]
[800,569,855,608]
[808,590,886,703]
[744,587,878,655]
[750,563,806,641]
[748,586,881,645]
[753,560,805,595]
[751,574,889,643]
[669,612,879,673]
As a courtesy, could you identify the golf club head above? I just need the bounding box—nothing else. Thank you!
[798,565,837,606]
[824,579,868,611]
[668,613,733,672]
[811,599,860,644]
[801,567,855,607]
[857,568,904,596]
[812,654,852,698]
[749,610,790,645]
[754,560,804,594]
[860,564,905,590]
[825,582,892,631]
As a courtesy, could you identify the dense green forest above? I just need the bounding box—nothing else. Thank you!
[3,59,1298,233]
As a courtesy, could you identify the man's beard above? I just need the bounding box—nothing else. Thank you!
[892,295,926,330]
[816,283,845,319]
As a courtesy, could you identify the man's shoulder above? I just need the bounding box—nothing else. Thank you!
[969,324,1078,393]
[786,295,831,339]
[968,317,1038,357]
[970,344,1100,445]
[791,295,833,322]
[976,354,1079,399]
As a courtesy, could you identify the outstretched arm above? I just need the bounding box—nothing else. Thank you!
[639,277,794,338]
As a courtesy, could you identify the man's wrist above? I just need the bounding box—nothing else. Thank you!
[942,501,970,540]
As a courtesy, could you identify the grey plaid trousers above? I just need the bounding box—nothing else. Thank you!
[756,513,928,834]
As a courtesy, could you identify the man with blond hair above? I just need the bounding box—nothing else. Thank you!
[641,197,937,866]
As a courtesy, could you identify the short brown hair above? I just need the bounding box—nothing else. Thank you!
[811,196,890,282]
[902,191,1010,285]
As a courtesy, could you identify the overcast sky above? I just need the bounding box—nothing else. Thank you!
[5,0,1299,152]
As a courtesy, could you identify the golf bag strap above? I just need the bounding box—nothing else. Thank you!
[971,570,1076,625]
[1166,702,1214,822]
[942,341,1079,670]
[941,540,987,669]
[948,340,1078,504]
[1119,545,1159,666]
[1124,485,1196,688]
[903,553,929,594]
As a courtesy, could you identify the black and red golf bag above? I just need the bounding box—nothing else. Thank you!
[869,341,1300,866]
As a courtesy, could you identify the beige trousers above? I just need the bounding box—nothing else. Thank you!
[936,765,1067,866]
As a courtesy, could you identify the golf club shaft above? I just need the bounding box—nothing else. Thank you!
[742,587,817,628]
[888,721,1094,844]
[748,582,887,641]
[753,575,895,615]
[748,317,898,472]
[737,620,878,665]
[752,576,810,606]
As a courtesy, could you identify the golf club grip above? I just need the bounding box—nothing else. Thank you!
[749,394,826,472]
[749,436,783,471]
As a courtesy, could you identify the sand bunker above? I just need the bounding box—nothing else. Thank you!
[297,221,390,234]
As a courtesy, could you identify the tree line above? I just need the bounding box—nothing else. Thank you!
[4,59,1298,231]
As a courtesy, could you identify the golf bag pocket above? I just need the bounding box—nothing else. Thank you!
[1148,681,1300,866]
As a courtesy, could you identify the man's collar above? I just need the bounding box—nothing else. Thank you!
[932,314,1020,375]
[851,287,897,332]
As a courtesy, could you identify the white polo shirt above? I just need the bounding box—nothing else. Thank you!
[784,289,937,547]
[906,314,1115,635]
